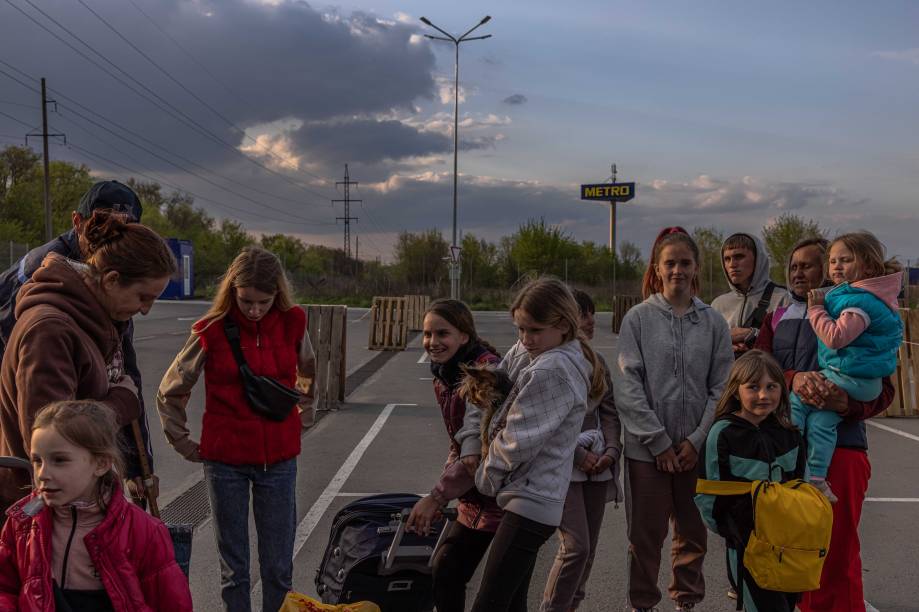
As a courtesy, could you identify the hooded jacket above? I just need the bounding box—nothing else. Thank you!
[428,341,504,532]
[813,271,903,379]
[0,230,151,482]
[0,481,192,612]
[614,294,734,462]
[711,233,787,330]
[460,339,591,527]
[0,254,140,510]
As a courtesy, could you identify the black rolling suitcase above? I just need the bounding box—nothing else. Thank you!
[315,493,454,612]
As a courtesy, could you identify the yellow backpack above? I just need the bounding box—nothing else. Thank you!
[696,478,833,593]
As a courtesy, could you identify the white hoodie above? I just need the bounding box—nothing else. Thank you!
[457,339,591,527]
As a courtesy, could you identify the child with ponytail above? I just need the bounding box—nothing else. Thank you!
[614,228,733,612]
[456,278,605,612]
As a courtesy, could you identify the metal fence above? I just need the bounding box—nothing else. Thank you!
[1,241,30,272]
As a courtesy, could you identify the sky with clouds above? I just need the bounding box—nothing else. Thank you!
[1,0,916,263]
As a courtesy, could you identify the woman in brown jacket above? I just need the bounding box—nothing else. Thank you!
[0,210,175,510]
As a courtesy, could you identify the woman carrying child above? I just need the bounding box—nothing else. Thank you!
[540,289,622,612]
[405,299,503,612]
[614,228,733,612]
[790,231,902,503]
[695,350,806,611]
[157,246,315,612]
[456,278,606,612]
[0,400,192,611]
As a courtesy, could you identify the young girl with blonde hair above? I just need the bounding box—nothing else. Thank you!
[615,230,733,612]
[456,277,605,612]
[0,400,192,611]
[695,351,805,612]
[793,231,903,502]
[157,246,315,612]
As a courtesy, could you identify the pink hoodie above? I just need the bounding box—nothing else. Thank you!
[809,271,903,349]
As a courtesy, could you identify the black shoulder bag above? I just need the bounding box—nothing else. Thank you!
[739,281,779,350]
[223,316,300,422]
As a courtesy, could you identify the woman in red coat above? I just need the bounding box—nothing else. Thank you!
[157,246,315,612]
[0,400,192,612]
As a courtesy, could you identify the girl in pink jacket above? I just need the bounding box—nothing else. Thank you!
[0,400,191,612]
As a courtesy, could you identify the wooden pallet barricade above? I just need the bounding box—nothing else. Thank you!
[404,295,431,331]
[304,304,347,412]
[884,308,919,417]
[612,295,642,334]
[368,296,408,350]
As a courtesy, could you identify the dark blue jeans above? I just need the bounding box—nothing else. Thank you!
[204,458,297,612]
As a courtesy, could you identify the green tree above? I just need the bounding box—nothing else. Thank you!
[692,226,726,300]
[461,233,499,291]
[510,218,579,278]
[762,213,824,281]
[394,229,449,289]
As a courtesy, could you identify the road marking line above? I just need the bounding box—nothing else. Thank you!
[251,403,414,608]
[176,316,197,321]
[336,492,428,497]
[351,309,372,323]
[866,420,919,443]
[865,497,919,502]
[866,601,880,612]
[417,352,429,364]
[419,377,433,381]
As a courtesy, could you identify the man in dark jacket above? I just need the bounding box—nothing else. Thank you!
[0,180,155,504]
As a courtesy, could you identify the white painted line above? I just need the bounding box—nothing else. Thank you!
[352,309,372,323]
[176,316,197,321]
[866,601,880,612]
[251,402,415,608]
[865,497,919,502]
[417,352,429,364]
[866,420,919,443]
[419,377,434,381]
[134,335,154,342]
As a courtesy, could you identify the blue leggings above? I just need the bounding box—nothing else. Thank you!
[790,369,879,478]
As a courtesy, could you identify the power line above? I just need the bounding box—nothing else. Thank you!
[333,164,360,258]
[5,0,335,202]
[0,65,328,224]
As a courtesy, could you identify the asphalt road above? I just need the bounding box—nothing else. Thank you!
[134,303,919,611]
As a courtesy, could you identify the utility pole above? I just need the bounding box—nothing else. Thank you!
[26,79,65,242]
[332,164,360,260]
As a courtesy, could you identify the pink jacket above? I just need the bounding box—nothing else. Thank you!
[0,483,192,612]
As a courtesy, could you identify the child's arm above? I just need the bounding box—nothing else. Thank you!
[808,304,868,349]
[138,521,193,612]
[0,518,21,608]
[156,333,205,461]
[596,355,622,460]
[613,312,672,457]
[476,369,579,497]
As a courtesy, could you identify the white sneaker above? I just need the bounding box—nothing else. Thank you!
[811,478,839,503]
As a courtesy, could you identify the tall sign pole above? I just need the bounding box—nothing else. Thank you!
[580,166,636,301]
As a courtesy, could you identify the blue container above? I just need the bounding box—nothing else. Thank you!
[160,239,195,299]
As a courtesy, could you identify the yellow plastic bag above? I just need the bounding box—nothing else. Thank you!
[279,592,381,612]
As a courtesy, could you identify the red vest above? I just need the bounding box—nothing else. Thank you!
[194,304,306,466]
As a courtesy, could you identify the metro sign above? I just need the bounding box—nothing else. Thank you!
[580,182,636,202]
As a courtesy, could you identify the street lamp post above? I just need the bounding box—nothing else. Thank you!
[419,15,492,300]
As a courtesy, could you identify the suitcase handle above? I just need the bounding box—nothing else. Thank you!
[379,506,459,574]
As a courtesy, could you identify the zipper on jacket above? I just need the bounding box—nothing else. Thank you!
[257,321,261,348]
[60,506,78,590]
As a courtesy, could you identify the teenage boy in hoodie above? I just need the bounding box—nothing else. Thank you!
[0,181,156,505]
[711,233,787,356]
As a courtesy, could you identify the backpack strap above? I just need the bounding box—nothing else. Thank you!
[695,479,755,496]
[222,317,249,371]
[743,281,777,330]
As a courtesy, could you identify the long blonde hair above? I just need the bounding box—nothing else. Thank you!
[714,350,795,430]
[32,401,124,510]
[196,246,296,332]
[510,278,606,399]
[830,231,901,280]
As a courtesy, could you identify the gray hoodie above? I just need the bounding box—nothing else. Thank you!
[614,294,733,462]
[711,233,787,329]
[457,339,591,526]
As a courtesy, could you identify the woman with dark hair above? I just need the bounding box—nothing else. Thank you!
[0,210,176,511]
[754,237,895,611]
[405,299,502,612]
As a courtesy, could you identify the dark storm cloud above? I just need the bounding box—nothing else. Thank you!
[0,0,437,174]
[502,94,527,105]
[291,118,451,164]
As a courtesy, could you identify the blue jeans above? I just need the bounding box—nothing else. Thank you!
[204,458,297,612]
